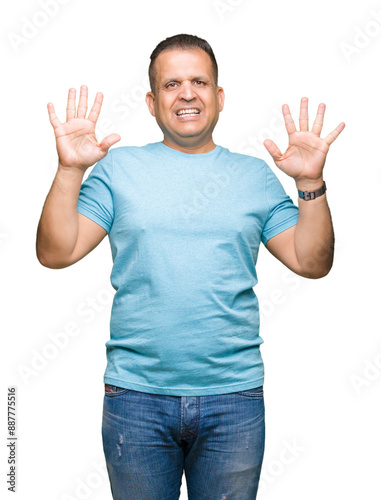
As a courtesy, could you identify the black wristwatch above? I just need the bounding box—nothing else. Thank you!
[298,181,326,200]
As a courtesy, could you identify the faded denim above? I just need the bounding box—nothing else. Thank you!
[102,384,265,499]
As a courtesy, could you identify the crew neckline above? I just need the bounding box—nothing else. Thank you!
[154,141,222,159]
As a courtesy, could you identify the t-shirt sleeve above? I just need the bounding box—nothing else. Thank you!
[76,152,114,233]
[261,161,299,245]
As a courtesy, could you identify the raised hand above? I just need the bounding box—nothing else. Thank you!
[263,97,345,188]
[47,85,121,171]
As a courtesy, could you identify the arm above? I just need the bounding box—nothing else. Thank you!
[265,188,334,279]
[263,97,345,279]
[36,86,120,268]
[36,165,108,268]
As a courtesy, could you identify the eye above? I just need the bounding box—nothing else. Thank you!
[194,80,205,85]
[166,82,178,88]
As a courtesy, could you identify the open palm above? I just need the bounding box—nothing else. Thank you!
[48,86,120,170]
[264,98,345,182]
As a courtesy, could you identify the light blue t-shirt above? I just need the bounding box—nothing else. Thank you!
[77,141,299,396]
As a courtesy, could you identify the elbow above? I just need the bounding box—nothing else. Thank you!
[319,264,333,278]
[37,258,71,270]
[36,249,71,270]
[36,242,52,268]
[297,241,334,279]
[36,236,73,269]
[304,269,330,279]
[36,246,50,268]
[300,263,333,279]
[36,253,57,269]
[296,253,334,279]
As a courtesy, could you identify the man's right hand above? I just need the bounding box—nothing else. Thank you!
[47,85,121,170]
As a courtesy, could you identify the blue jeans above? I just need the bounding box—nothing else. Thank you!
[102,384,265,499]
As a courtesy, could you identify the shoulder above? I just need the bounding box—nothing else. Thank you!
[107,144,150,160]
[218,145,268,174]
[220,145,265,164]
[107,142,168,166]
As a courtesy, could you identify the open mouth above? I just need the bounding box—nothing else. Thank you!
[176,108,200,117]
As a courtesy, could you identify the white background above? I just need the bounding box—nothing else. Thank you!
[2,0,380,498]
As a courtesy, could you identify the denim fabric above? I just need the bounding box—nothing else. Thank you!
[102,384,265,499]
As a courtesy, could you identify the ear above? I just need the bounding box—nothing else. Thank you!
[146,91,156,116]
[217,86,225,112]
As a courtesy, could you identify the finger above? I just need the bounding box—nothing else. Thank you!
[282,104,297,135]
[66,88,76,121]
[88,92,103,124]
[299,97,309,131]
[263,139,283,161]
[311,103,326,136]
[324,122,345,146]
[99,133,121,153]
[76,85,88,119]
[47,102,61,130]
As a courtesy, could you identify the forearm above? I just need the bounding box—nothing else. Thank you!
[294,178,334,278]
[36,164,85,267]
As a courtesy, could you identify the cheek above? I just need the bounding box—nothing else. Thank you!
[155,104,168,121]
[160,101,175,117]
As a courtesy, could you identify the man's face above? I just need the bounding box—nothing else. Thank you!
[146,48,225,151]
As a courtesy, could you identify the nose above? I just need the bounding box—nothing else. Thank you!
[177,81,197,101]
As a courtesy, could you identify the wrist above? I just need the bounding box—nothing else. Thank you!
[57,162,87,177]
[295,177,324,192]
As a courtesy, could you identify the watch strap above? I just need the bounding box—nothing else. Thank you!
[298,181,326,200]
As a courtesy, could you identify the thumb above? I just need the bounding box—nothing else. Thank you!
[99,133,121,154]
[263,139,282,161]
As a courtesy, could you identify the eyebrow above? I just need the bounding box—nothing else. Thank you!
[162,75,211,84]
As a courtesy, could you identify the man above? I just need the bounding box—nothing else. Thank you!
[36,34,344,499]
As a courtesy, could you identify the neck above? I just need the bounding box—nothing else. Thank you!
[162,137,216,154]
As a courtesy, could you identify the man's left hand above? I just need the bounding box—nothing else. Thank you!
[263,97,345,189]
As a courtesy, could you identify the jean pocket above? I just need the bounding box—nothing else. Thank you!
[104,383,131,397]
[237,385,264,398]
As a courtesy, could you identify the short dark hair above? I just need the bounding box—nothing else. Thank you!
[148,34,218,94]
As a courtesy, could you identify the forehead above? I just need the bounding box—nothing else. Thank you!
[154,48,214,81]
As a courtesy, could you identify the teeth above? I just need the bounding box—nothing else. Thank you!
[177,109,200,115]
